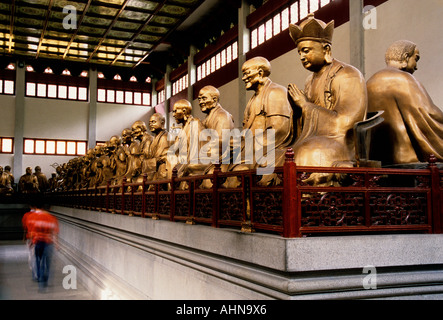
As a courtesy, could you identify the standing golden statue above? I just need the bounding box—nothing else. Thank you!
[288,14,367,185]
[367,40,443,165]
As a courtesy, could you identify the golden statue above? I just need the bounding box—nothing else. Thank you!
[18,167,39,193]
[125,120,153,183]
[223,57,293,187]
[367,40,443,165]
[241,57,293,169]
[99,139,117,186]
[0,165,14,194]
[113,129,132,185]
[167,99,205,179]
[0,166,11,194]
[34,166,49,192]
[141,113,170,182]
[288,14,367,185]
[48,172,57,192]
[199,85,235,168]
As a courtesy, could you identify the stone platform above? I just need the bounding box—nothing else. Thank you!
[51,206,443,300]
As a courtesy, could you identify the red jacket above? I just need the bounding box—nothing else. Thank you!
[26,209,59,244]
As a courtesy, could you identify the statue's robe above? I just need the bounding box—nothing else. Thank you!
[236,78,294,171]
[142,129,170,181]
[367,67,443,165]
[292,59,367,168]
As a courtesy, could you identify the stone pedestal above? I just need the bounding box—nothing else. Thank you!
[51,206,443,300]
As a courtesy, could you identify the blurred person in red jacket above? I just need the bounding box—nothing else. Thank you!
[22,204,38,281]
[26,198,59,292]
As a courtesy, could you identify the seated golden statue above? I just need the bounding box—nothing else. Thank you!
[0,165,14,194]
[18,167,39,193]
[34,166,49,193]
[167,99,205,180]
[288,14,367,186]
[199,85,235,169]
[125,120,153,184]
[113,129,132,186]
[226,57,293,188]
[48,172,57,192]
[140,113,170,182]
[367,40,443,165]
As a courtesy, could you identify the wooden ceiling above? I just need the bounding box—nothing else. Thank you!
[0,0,241,78]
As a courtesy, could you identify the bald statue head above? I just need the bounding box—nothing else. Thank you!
[241,57,272,92]
[172,99,192,125]
[198,86,220,114]
[149,113,165,134]
[385,40,420,74]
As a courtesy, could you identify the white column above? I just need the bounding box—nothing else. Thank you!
[164,64,172,130]
[13,60,25,181]
[238,0,250,126]
[88,68,97,149]
[188,45,197,105]
[349,0,365,76]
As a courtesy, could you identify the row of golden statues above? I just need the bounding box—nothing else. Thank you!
[0,165,53,194]
[1,15,442,193]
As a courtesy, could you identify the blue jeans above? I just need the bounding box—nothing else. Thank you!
[34,242,53,289]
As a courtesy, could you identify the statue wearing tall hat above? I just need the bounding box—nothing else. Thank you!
[287,14,367,186]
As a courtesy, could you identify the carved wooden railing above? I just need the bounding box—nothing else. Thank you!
[42,150,443,238]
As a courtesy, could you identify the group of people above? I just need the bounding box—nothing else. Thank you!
[18,14,443,191]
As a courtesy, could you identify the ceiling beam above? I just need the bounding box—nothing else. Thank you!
[110,0,168,66]
[63,0,93,60]
[36,0,54,59]
[8,0,15,53]
[86,0,131,63]
[133,0,206,69]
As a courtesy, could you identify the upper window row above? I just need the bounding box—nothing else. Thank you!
[197,42,238,82]
[251,0,334,49]
[162,0,333,95]
[0,137,13,154]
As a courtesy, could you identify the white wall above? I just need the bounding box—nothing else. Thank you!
[364,0,443,109]
[96,102,153,141]
[24,97,88,140]
[0,95,15,137]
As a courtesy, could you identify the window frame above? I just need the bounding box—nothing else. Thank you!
[23,138,88,156]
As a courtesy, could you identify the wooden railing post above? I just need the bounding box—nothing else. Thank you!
[121,177,126,215]
[170,167,177,222]
[106,180,110,213]
[283,148,300,238]
[212,163,221,228]
[429,155,442,234]
[141,174,147,218]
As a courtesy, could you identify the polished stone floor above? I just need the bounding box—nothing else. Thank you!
[0,240,96,300]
